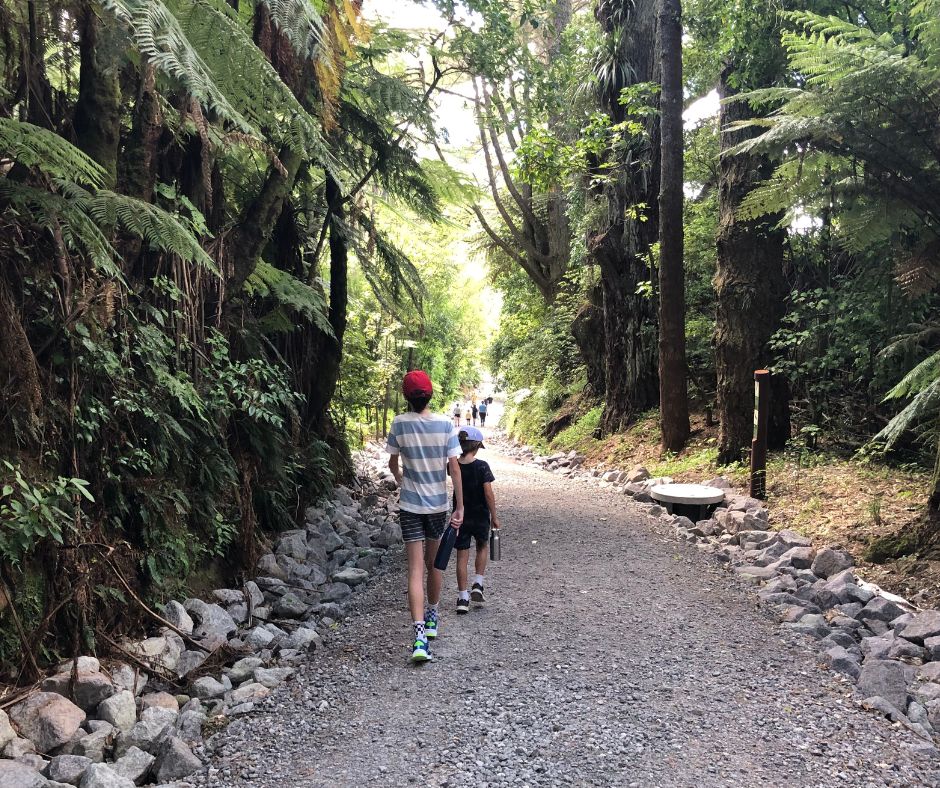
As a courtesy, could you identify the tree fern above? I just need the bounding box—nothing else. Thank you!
[244,261,334,336]
[0,118,107,187]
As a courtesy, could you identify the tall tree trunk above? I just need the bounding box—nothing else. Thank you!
[571,284,606,396]
[72,1,122,181]
[592,0,661,434]
[715,65,790,464]
[657,0,689,451]
[0,279,42,430]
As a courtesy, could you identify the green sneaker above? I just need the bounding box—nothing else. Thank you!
[411,637,430,662]
[424,608,439,639]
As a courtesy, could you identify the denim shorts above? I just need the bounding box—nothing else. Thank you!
[399,510,448,543]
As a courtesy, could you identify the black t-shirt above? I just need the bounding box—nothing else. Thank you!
[453,459,495,520]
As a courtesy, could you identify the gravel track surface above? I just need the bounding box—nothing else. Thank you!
[201,449,940,787]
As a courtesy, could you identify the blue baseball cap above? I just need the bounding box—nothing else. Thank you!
[458,426,485,447]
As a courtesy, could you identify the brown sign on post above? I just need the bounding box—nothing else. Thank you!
[750,369,770,499]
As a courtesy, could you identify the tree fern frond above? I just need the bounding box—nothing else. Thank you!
[244,261,334,335]
[0,118,107,187]
[884,349,940,401]
[872,375,940,449]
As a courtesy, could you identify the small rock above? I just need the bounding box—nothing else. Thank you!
[0,708,16,749]
[79,763,135,788]
[858,660,909,712]
[97,691,137,732]
[274,592,308,619]
[47,754,93,785]
[331,567,369,587]
[189,677,225,700]
[253,667,294,689]
[811,547,853,579]
[226,682,270,705]
[858,596,907,625]
[320,582,352,602]
[899,609,940,644]
[109,665,147,697]
[55,657,101,675]
[256,553,289,582]
[72,728,113,763]
[227,657,264,685]
[3,736,36,758]
[140,693,179,714]
[0,760,46,788]
[287,627,321,651]
[153,736,201,782]
[161,602,194,636]
[111,746,155,785]
[174,650,208,679]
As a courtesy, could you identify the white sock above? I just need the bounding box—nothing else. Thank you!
[473,574,484,587]
[413,621,426,641]
[459,590,470,601]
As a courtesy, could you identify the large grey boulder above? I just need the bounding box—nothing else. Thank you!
[153,736,201,782]
[72,728,114,762]
[110,665,147,697]
[96,691,137,732]
[0,708,17,749]
[0,760,46,788]
[190,677,225,700]
[332,567,369,587]
[113,708,177,757]
[811,547,854,579]
[182,600,236,641]
[111,745,155,785]
[243,581,265,609]
[899,610,940,644]
[253,667,294,689]
[255,553,288,581]
[161,601,194,635]
[274,592,308,619]
[243,626,275,650]
[858,660,909,712]
[174,649,208,679]
[226,657,264,685]
[46,754,93,785]
[79,763,135,788]
[857,596,907,625]
[286,627,321,651]
[321,582,351,602]
[9,691,85,752]
[275,531,308,560]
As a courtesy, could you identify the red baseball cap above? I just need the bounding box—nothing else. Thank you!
[402,370,433,398]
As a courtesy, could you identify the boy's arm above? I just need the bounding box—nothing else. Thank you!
[448,456,464,526]
[483,481,500,529]
[388,454,402,487]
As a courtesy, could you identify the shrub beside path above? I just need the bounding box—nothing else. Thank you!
[200,446,939,787]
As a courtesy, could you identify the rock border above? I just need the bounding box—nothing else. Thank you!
[0,448,405,788]
[502,437,940,752]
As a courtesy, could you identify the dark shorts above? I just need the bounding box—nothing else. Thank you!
[399,510,448,543]
[455,517,490,550]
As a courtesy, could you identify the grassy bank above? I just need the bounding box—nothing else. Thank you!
[506,393,938,607]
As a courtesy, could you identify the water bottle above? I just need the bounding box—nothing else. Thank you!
[489,529,501,561]
[433,524,458,571]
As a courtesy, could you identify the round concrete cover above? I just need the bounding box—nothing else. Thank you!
[650,483,725,505]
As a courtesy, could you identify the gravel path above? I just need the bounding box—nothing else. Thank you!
[201,449,940,787]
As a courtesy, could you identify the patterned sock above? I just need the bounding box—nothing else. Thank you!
[413,621,426,643]
[473,574,485,587]
[427,601,439,613]
[459,589,470,601]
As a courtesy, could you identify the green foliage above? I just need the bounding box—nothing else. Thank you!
[0,462,93,567]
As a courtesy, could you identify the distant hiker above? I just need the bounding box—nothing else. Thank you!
[452,402,461,427]
[451,426,500,614]
[465,406,472,426]
[387,371,464,663]
[471,401,479,425]
[478,399,488,427]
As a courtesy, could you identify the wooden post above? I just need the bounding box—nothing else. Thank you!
[750,369,770,499]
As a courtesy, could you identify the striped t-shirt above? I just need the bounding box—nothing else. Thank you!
[386,412,461,514]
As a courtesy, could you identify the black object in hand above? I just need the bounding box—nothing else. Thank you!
[434,524,459,570]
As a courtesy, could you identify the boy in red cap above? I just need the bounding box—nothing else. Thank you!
[387,370,464,662]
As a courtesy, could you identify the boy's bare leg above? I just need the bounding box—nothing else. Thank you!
[455,548,470,592]
[406,541,427,623]
[475,543,489,578]
[424,538,443,607]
